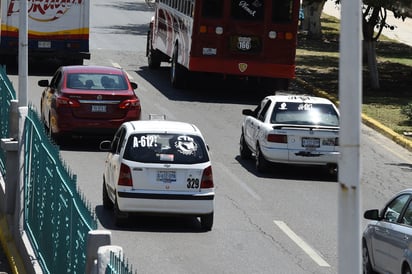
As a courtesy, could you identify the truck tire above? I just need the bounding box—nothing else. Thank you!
[147,31,161,69]
[170,45,186,89]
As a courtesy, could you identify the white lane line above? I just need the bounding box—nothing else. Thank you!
[274,220,330,267]
[111,61,134,80]
[216,162,261,201]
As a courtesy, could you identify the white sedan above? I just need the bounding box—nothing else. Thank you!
[240,94,340,174]
[100,118,214,230]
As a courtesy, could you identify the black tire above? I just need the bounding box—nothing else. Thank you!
[200,212,213,231]
[114,198,128,226]
[255,144,270,173]
[170,46,186,89]
[240,133,252,159]
[404,265,412,274]
[362,241,376,274]
[48,115,60,143]
[147,31,161,69]
[102,180,113,210]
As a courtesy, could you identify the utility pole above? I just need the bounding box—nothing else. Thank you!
[338,0,362,272]
[18,0,28,109]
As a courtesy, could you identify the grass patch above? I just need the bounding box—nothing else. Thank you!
[295,14,412,136]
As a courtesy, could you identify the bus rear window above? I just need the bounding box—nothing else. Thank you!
[272,0,293,22]
[201,0,223,18]
[231,0,264,21]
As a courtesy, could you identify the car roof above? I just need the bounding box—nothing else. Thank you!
[267,94,334,104]
[61,65,125,75]
[123,120,203,136]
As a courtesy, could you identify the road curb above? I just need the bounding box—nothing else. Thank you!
[294,77,412,152]
[0,214,25,274]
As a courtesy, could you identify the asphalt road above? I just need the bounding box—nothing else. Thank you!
[1,0,412,273]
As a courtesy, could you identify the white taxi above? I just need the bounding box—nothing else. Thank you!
[100,118,214,230]
[240,94,340,174]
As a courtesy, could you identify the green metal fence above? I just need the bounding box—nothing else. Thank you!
[106,251,135,274]
[23,107,97,274]
[0,65,16,175]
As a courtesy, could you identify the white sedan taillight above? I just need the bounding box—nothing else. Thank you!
[118,163,133,186]
[200,166,214,189]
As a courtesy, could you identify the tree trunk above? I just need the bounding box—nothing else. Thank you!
[363,40,380,89]
[302,0,327,38]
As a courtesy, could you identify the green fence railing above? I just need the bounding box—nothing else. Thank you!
[105,251,135,274]
[0,65,16,175]
[23,107,97,274]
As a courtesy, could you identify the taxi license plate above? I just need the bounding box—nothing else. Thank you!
[302,138,320,147]
[157,171,176,182]
[91,105,107,112]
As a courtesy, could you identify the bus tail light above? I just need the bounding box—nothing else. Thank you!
[268,31,294,40]
[200,25,223,35]
[267,134,288,143]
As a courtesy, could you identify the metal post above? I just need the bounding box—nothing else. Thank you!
[85,230,112,274]
[18,0,28,108]
[338,0,362,272]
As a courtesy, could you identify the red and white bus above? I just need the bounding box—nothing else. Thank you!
[146,0,300,89]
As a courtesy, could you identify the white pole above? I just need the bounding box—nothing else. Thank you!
[338,0,362,272]
[18,0,28,108]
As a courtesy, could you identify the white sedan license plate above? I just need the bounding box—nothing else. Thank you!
[91,105,107,112]
[157,171,176,183]
[302,138,320,147]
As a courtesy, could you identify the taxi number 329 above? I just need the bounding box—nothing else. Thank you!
[187,178,199,189]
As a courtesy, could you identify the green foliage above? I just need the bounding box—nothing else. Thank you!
[401,103,412,120]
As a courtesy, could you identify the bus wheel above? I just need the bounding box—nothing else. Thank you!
[147,31,161,69]
[171,46,186,89]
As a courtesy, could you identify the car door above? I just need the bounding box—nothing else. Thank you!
[244,99,271,149]
[43,70,62,127]
[388,199,412,272]
[105,127,126,200]
[370,194,411,273]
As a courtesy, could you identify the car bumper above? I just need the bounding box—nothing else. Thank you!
[262,146,340,165]
[116,191,214,215]
[52,111,140,134]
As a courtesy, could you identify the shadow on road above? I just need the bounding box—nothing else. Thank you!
[96,205,207,233]
[235,155,338,182]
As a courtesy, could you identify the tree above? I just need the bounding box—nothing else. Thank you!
[361,1,409,89]
[301,0,328,38]
[362,4,388,89]
[301,0,405,89]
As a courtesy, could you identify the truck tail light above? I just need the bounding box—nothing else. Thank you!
[267,134,287,143]
[118,164,133,186]
[200,166,214,189]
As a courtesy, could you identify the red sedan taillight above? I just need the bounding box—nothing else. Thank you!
[119,98,140,109]
[267,134,287,143]
[118,164,133,186]
[56,96,80,108]
[200,166,214,189]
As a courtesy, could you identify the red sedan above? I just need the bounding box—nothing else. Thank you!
[38,65,141,141]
